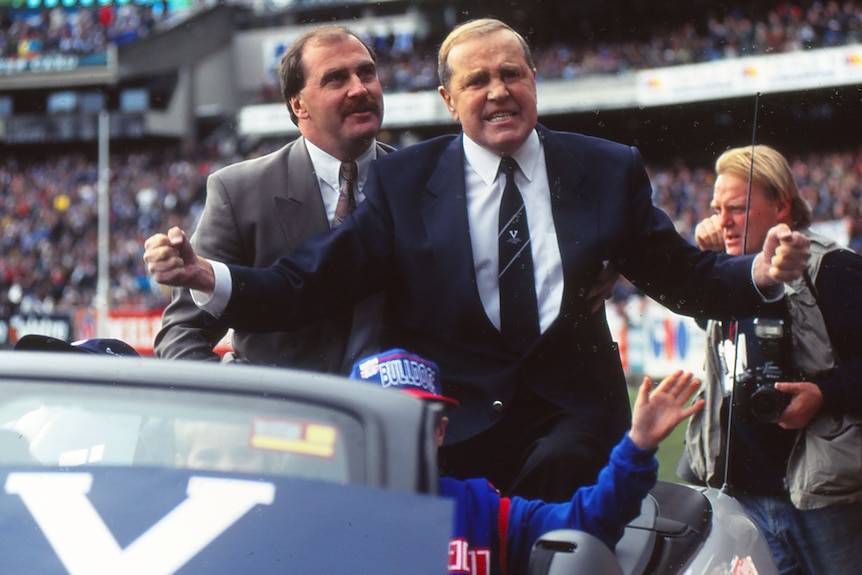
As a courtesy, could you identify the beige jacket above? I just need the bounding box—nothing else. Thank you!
[684,231,862,509]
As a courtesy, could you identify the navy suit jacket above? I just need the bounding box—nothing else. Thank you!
[224,125,767,448]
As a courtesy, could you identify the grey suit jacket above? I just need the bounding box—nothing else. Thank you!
[154,137,391,372]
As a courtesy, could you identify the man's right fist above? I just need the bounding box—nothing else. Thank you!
[694,214,724,252]
[143,227,215,294]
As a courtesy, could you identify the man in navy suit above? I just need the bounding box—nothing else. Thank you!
[145,19,810,501]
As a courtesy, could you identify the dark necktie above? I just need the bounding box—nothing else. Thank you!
[498,156,539,350]
[333,160,357,228]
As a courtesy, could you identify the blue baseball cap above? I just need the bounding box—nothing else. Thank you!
[14,334,140,357]
[350,349,458,409]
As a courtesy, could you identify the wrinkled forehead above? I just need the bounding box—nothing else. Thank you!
[712,173,771,206]
[304,34,372,71]
[440,25,533,87]
[448,28,527,63]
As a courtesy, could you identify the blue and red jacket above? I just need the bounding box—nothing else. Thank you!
[441,434,657,575]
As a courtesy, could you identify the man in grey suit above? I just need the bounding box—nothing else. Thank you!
[155,25,391,371]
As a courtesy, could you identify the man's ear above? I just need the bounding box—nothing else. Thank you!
[776,198,793,223]
[438,86,459,122]
[290,96,307,121]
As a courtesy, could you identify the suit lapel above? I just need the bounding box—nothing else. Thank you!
[420,136,486,305]
[273,137,331,252]
[537,125,600,306]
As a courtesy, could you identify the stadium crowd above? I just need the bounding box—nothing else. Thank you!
[1,142,860,317]
[329,0,862,93]
[1,3,165,60]
[3,1,860,92]
[2,0,861,315]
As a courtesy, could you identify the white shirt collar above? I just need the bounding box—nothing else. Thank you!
[462,129,541,185]
[304,139,377,191]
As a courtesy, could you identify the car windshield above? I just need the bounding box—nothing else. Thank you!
[0,380,362,484]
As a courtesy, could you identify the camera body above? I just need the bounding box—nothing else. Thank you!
[734,318,797,423]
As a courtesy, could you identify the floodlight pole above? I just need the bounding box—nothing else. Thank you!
[96,110,110,337]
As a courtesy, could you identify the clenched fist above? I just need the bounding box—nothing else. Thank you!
[754,223,811,287]
[694,214,724,252]
[143,227,216,295]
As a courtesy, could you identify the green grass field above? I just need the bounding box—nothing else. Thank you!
[627,383,688,484]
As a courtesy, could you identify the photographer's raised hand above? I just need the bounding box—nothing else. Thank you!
[694,214,724,252]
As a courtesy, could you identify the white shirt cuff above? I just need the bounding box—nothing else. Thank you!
[191,260,232,317]
[750,260,784,302]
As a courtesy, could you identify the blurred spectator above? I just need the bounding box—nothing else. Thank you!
[4,1,861,94]
[0,4,163,60]
[249,0,862,98]
[2,0,862,313]
[0,150,212,313]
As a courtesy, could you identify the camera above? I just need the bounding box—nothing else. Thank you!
[734,318,796,423]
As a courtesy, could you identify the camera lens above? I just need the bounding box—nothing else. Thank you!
[748,383,790,423]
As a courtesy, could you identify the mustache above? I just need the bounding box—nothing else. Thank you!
[344,96,381,116]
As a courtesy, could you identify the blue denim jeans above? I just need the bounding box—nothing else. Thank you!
[735,492,862,575]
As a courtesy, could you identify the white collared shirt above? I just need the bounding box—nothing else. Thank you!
[305,139,376,225]
[462,130,563,333]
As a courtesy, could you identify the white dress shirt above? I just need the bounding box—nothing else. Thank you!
[462,130,563,333]
[305,139,376,224]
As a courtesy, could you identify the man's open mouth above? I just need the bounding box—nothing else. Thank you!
[487,111,516,122]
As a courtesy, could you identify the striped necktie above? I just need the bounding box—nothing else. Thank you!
[333,160,357,228]
[498,156,539,350]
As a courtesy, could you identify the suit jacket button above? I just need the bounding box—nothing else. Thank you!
[492,400,504,413]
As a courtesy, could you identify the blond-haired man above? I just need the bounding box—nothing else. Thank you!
[684,144,862,575]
